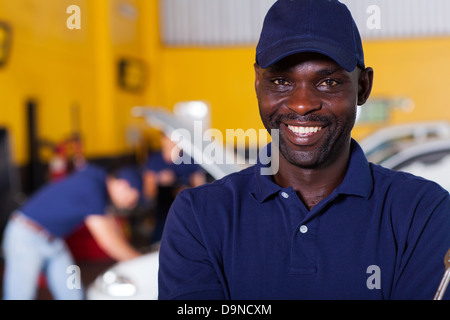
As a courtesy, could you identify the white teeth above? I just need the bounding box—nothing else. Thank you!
[287,125,322,135]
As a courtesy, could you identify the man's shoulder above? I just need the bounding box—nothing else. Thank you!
[369,162,449,198]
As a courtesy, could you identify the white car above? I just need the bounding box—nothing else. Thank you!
[87,250,159,300]
[378,138,450,191]
[359,121,450,191]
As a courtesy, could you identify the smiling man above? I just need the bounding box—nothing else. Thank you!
[255,52,373,210]
[158,0,450,300]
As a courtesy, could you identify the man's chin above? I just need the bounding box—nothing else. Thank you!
[279,144,327,170]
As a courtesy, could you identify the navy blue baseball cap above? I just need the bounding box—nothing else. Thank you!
[256,0,365,72]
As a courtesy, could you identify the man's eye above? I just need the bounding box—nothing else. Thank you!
[272,79,290,86]
[319,79,339,88]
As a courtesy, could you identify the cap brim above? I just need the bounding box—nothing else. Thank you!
[256,37,361,72]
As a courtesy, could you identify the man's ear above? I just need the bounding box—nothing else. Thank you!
[254,63,261,97]
[357,67,374,106]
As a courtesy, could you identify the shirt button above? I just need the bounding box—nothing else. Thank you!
[299,225,308,234]
[281,192,289,199]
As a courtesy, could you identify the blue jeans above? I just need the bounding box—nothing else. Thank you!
[2,213,84,300]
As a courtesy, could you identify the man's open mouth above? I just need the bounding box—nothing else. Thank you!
[287,125,323,136]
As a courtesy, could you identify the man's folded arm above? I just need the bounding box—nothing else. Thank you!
[158,191,226,300]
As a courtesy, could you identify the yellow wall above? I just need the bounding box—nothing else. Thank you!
[153,47,261,133]
[0,0,152,164]
[0,0,93,163]
[354,37,450,139]
[1,0,450,166]
[365,37,450,121]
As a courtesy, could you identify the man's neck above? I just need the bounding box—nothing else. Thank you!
[274,147,351,210]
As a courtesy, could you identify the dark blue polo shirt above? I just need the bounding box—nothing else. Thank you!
[158,140,450,300]
[20,164,108,238]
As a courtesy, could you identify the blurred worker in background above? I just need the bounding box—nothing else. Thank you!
[143,134,206,243]
[2,163,143,300]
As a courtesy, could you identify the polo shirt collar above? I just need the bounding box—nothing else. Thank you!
[251,139,373,203]
[251,144,283,203]
[336,139,373,198]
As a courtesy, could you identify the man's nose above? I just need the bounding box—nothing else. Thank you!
[286,86,321,115]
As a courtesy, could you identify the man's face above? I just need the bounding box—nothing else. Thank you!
[107,177,140,210]
[255,53,371,170]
